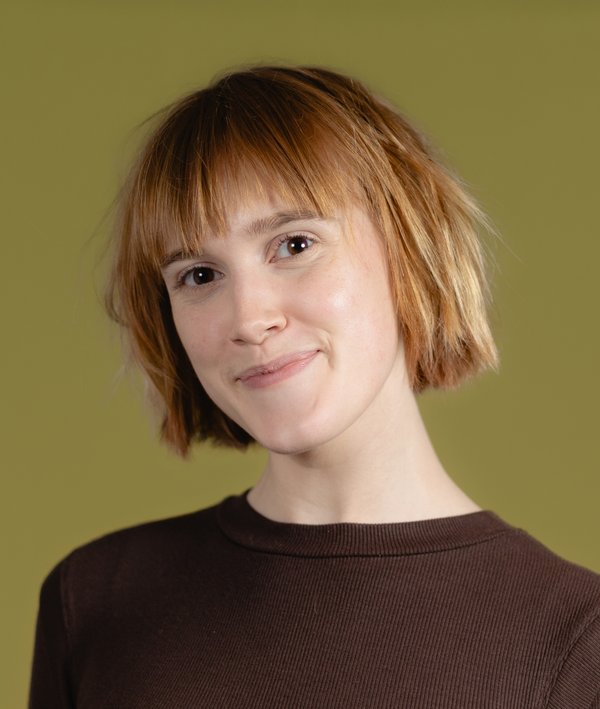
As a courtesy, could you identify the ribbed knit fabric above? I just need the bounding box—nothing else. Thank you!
[29,489,600,708]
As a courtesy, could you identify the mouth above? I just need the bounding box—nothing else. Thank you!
[236,350,320,389]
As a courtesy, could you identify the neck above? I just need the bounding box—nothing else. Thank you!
[247,383,481,525]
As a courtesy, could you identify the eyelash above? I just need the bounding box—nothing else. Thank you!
[175,232,315,290]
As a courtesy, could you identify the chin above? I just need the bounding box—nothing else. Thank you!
[251,414,344,456]
[252,427,316,456]
[261,438,318,456]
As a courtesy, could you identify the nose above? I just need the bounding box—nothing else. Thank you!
[228,277,287,346]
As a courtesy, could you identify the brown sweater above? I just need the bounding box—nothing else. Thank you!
[29,489,600,708]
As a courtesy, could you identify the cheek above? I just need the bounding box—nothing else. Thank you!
[315,257,399,350]
[171,305,223,370]
[171,307,232,409]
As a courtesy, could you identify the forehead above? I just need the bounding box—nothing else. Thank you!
[160,170,361,255]
[220,184,325,231]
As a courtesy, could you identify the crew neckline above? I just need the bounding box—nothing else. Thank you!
[216,488,516,558]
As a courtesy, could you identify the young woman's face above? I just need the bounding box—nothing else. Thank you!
[161,194,408,455]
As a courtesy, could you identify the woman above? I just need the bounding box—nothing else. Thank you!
[29,65,600,707]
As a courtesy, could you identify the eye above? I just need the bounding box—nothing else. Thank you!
[274,234,314,259]
[180,266,221,288]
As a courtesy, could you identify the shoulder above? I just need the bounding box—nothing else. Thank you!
[30,500,229,703]
[483,517,600,619]
[487,520,600,707]
[501,521,600,597]
[38,500,224,617]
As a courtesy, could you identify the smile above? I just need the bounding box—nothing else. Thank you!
[236,350,320,389]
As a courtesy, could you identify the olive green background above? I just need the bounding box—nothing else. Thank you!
[2,1,599,705]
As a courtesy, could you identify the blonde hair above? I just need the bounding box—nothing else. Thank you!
[107,64,499,456]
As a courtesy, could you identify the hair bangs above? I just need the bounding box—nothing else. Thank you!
[129,79,362,275]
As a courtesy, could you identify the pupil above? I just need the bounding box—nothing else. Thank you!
[192,267,213,285]
[289,238,307,255]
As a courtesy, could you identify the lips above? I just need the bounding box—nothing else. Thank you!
[236,350,319,383]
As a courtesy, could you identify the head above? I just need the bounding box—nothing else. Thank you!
[106,64,499,456]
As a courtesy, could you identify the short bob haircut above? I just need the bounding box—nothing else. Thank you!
[107,64,499,457]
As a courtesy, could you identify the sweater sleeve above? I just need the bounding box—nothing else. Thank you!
[544,608,600,709]
[28,560,74,709]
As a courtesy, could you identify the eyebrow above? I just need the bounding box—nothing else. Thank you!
[161,209,324,268]
[243,209,322,236]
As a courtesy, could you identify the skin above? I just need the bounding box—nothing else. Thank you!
[161,193,481,524]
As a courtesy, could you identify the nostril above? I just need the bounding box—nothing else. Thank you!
[230,315,287,346]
